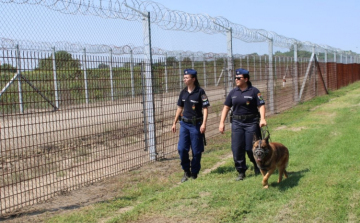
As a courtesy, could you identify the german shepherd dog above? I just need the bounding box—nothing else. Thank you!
[252,134,289,188]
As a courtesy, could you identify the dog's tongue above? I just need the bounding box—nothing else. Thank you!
[257,158,262,162]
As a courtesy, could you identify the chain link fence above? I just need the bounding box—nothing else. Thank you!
[1,0,360,216]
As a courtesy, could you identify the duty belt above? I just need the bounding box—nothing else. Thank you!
[181,117,203,125]
[232,113,259,121]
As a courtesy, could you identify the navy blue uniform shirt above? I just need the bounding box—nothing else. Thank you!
[224,85,265,115]
[177,86,210,118]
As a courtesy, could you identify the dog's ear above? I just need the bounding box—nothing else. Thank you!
[252,134,258,145]
[265,133,270,144]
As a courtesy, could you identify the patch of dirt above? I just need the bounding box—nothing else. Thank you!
[134,216,196,223]
[1,150,233,223]
[202,154,233,174]
[275,125,287,130]
[274,126,307,132]
[288,127,307,132]
[0,154,180,223]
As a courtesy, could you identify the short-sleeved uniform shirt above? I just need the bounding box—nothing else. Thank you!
[224,85,265,115]
[177,86,210,118]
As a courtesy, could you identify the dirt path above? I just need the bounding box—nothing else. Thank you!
[1,149,234,223]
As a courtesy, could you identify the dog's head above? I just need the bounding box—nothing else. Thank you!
[252,135,270,162]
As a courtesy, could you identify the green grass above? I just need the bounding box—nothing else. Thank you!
[43,81,360,223]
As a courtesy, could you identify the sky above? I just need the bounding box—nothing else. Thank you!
[154,0,360,53]
[0,0,359,56]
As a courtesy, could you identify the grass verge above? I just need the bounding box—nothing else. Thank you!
[40,81,360,222]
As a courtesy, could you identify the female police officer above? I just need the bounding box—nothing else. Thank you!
[219,68,267,181]
[172,68,210,183]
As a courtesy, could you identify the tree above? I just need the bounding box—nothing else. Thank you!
[182,57,192,63]
[274,50,312,58]
[38,51,81,70]
[98,63,110,69]
[0,63,17,73]
[166,56,177,65]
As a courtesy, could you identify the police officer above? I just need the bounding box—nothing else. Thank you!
[219,68,267,180]
[172,68,210,183]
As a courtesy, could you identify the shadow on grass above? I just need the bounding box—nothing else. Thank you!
[270,168,310,191]
[209,165,235,174]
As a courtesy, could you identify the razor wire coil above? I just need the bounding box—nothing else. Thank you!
[0,0,353,54]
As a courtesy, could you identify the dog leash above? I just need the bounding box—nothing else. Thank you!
[260,125,270,141]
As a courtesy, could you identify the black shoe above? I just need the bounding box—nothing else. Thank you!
[181,171,192,183]
[236,172,245,181]
[191,173,198,179]
[254,165,260,175]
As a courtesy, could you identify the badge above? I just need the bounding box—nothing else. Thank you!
[257,93,264,101]
[246,101,250,106]
[201,94,208,101]
[192,104,196,110]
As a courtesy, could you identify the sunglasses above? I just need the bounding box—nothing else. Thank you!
[235,77,244,80]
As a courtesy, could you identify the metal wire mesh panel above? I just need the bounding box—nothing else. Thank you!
[1,0,360,217]
[0,47,159,214]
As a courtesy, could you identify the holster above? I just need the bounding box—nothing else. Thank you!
[191,116,197,125]
[229,109,233,123]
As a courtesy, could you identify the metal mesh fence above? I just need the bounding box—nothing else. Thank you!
[1,43,360,215]
[1,0,360,216]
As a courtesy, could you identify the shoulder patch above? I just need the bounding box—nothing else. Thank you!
[201,94,208,101]
[257,93,264,101]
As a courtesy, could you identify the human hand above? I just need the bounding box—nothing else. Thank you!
[219,123,225,134]
[259,119,267,128]
[200,124,206,134]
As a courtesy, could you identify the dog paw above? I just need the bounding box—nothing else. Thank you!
[263,185,269,189]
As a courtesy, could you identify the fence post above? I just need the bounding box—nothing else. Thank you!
[334,52,338,89]
[203,54,207,88]
[346,53,348,64]
[16,45,24,113]
[324,50,327,88]
[227,27,233,96]
[179,53,182,90]
[268,39,275,114]
[214,55,216,86]
[164,52,168,93]
[253,55,256,80]
[130,49,135,97]
[192,54,195,69]
[274,57,277,81]
[314,48,317,96]
[82,48,89,104]
[109,49,114,101]
[143,11,157,160]
[52,47,59,108]
[211,20,232,93]
[259,55,262,81]
[293,43,299,103]
[247,55,249,71]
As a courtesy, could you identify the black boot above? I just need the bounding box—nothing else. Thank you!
[191,172,198,179]
[236,172,246,181]
[181,170,192,183]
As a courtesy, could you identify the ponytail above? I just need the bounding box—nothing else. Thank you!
[193,75,201,88]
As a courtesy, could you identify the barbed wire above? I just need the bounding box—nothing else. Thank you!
[1,37,353,61]
[0,37,232,59]
[1,0,353,55]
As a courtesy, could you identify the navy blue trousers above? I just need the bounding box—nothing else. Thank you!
[231,119,260,173]
[178,121,204,174]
